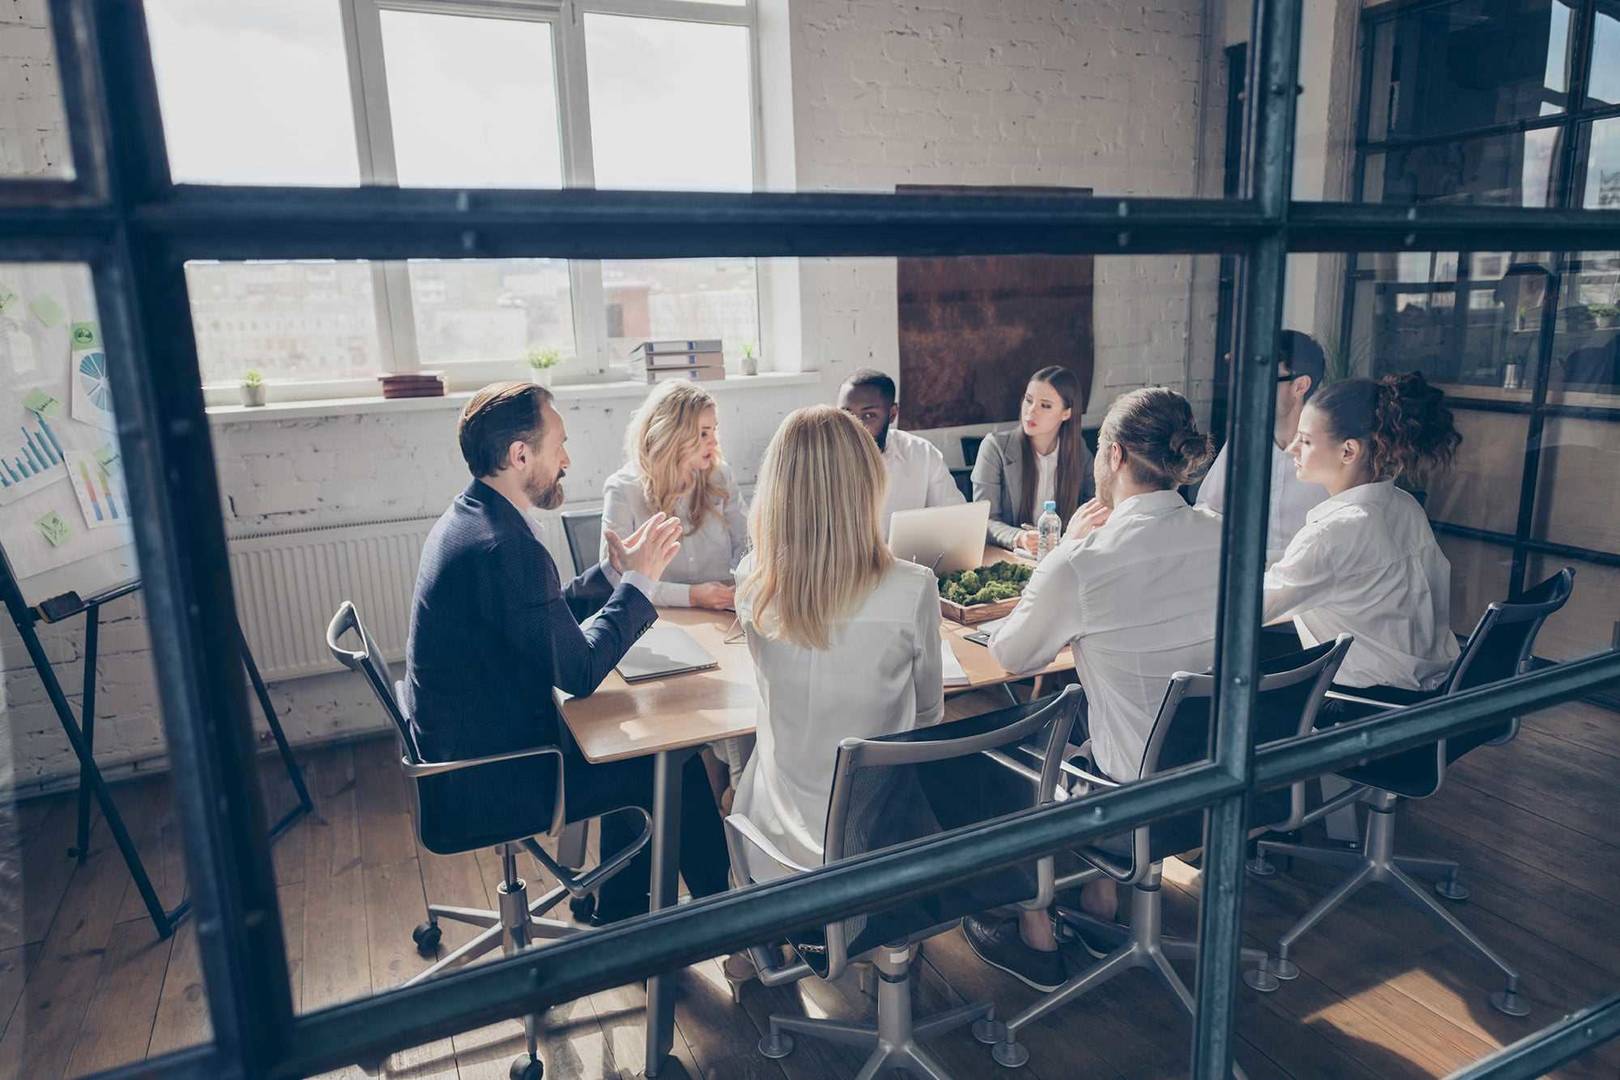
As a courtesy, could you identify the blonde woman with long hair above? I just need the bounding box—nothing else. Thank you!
[601,380,749,611]
[730,405,944,885]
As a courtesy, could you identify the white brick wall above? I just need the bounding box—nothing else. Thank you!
[1,0,1231,792]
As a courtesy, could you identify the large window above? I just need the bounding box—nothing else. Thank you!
[144,0,764,396]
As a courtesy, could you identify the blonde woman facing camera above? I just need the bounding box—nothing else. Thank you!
[730,406,944,884]
[601,381,749,610]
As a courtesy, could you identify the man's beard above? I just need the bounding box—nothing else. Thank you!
[1094,460,1116,509]
[526,468,565,510]
[873,418,891,453]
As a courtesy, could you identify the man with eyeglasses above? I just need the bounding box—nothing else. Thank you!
[1196,330,1330,565]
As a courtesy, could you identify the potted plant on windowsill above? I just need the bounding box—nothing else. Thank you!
[525,346,563,388]
[1590,303,1619,330]
[240,369,266,407]
[740,341,759,377]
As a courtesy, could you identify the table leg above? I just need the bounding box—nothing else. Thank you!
[644,748,684,1078]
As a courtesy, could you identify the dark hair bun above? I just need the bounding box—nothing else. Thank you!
[1373,372,1461,482]
[1168,426,1216,486]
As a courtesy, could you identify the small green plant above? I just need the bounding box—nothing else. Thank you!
[741,342,756,361]
[241,369,264,388]
[1589,303,1619,318]
[524,346,563,371]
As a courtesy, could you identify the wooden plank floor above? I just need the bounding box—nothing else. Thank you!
[3,697,1617,1079]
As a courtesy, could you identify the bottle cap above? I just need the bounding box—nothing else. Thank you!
[1043,500,1057,511]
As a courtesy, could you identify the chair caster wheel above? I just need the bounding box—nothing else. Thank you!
[1435,877,1470,901]
[991,1039,1030,1069]
[759,1032,794,1060]
[412,921,442,957]
[972,1018,1004,1045]
[1491,988,1530,1018]
[570,894,596,922]
[510,1054,543,1080]
[1243,965,1280,993]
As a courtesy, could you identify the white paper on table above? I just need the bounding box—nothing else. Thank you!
[942,638,971,687]
[975,615,1010,635]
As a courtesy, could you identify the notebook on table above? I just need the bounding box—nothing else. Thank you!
[616,622,720,683]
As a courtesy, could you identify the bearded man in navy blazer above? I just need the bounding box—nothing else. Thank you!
[405,381,731,922]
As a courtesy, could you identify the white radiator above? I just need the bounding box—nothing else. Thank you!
[229,512,576,682]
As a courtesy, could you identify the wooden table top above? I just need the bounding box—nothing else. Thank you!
[562,549,1071,764]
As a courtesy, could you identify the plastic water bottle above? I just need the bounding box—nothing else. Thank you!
[1036,500,1062,562]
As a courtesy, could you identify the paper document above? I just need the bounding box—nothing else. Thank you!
[942,639,970,687]
[616,622,719,683]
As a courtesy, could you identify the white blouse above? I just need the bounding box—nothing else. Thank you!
[731,557,944,880]
[990,490,1223,782]
[599,461,749,608]
[1034,446,1058,515]
[1263,480,1460,691]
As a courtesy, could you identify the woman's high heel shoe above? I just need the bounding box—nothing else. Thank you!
[721,952,757,1005]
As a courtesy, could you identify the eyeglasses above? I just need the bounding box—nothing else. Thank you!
[1277,371,1301,383]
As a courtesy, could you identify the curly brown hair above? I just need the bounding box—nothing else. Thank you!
[1310,373,1462,484]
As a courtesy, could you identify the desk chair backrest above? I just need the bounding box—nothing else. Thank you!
[1348,567,1575,799]
[802,685,1081,980]
[561,509,603,577]
[326,600,420,763]
[1087,636,1351,883]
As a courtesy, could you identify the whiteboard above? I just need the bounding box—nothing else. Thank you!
[0,264,140,611]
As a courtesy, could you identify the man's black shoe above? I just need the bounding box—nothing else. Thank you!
[962,915,1066,992]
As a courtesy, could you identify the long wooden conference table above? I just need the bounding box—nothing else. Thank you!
[560,550,1071,1077]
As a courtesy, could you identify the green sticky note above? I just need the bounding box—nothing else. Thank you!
[36,510,72,547]
[94,444,119,470]
[0,285,16,313]
[23,388,62,417]
[70,321,100,349]
[29,296,64,328]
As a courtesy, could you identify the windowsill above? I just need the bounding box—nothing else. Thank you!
[204,371,822,423]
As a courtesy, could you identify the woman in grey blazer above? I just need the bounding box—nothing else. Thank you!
[972,365,1094,552]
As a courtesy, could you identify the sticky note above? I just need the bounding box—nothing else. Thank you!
[0,285,16,314]
[36,510,72,547]
[29,296,64,328]
[23,388,62,417]
[69,321,100,350]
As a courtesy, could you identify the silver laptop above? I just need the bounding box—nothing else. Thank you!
[616,622,720,683]
[887,500,991,576]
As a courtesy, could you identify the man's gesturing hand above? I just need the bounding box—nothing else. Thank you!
[605,511,685,582]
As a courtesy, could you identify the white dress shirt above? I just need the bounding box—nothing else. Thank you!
[879,427,965,537]
[990,490,1223,781]
[599,461,749,608]
[1197,441,1329,565]
[732,557,944,881]
[1034,446,1057,515]
[1263,480,1460,691]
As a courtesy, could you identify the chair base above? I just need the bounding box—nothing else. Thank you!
[994,871,1268,1077]
[759,944,991,1079]
[1253,792,1527,1018]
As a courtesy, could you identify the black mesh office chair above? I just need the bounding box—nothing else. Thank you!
[1249,568,1575,1017]
[326,601,650,1080]
[724,686,1082,1079]
[560,508,603,578]
[987,637,1351,1072]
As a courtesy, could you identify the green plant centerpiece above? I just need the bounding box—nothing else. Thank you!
[939,560,1033,606]
[525,346,563,387]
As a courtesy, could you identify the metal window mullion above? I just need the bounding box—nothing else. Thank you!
[1442,993,1620,1080]
[575,0,752,28]
[81,3,295,1077]
[1193,0,1302,1076]
[39,0,109,203]
[558,0,610,373]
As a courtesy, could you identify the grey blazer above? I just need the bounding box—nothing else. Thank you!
[971,429,1095,550]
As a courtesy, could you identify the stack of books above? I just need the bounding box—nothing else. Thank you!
[377,372,446,399]
[631,340,724,383]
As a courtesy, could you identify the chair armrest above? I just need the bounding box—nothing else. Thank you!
[1324,688,1405,712]
[402,744,563,779]
[724,813,816,878]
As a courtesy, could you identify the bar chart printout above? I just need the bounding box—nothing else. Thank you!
[0,414,67,505]
[67,450,126,529]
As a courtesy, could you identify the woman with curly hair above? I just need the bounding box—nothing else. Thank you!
[1263,371,1464,694]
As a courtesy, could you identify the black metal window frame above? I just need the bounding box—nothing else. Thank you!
[1340,0,1620,606]
[3,2,1618,1079]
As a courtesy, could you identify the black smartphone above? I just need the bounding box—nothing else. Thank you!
[963,629,993,647]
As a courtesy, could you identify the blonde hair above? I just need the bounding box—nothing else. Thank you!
[626,381,728,530]
[740,406,892,650]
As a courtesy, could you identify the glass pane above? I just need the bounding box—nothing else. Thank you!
[1588,0,1620,106]
[1363,0,1575,144]
[1548,250,1620,393]
[407,259,576,369]
[1581,118,1620,208]
[602,258,759,371]
[143,0,360,185]
[584,14,753,191]
[0,263,209,1073]
[0,4,73,179]
[1363,126,1561,206]
[379,12,563,188]
[184,261,384,386]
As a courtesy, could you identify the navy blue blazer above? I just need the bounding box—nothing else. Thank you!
[403,479,658,852]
